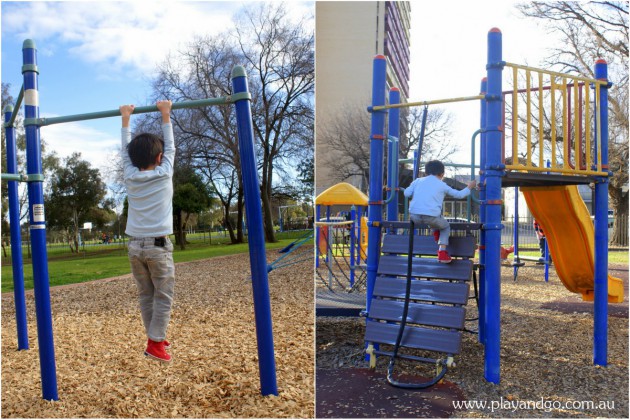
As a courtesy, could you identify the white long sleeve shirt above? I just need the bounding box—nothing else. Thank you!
[122,123,175,237]
[404,175,470,217]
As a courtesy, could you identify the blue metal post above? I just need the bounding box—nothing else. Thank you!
[544,238,550,282]
[22,39,58,401]
[315,205,321,268]
[366,55,387,312]
[231,65,278,396]
[350,205,356,287]
[478,77,487,344]
[593,59,609,366]
[4,105,29,351]
[513,187,519,280]
[484,28,504,384]
[387,88,400,224]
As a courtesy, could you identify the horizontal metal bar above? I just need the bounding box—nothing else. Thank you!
[398,159,479,170]
[372,94,484,111]
[38,96,233,127]
[505,62,606,86]
[5,86,24,128]
[1,173,28,182]
[505,165,607,177]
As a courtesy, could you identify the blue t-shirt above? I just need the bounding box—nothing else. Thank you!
[404,175,470,217]
[122,123,175,237]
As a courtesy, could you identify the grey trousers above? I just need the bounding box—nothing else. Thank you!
[128,237,175,342]
[409,213,450,246]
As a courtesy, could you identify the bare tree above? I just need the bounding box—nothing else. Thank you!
[402,106,458,163]
[234,3,315,242]
[517,1,629,245]
[318,103,458,191]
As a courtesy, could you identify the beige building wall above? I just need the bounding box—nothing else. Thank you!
[315,1,410,196]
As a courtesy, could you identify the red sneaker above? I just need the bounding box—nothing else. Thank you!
[147,339,171,350]
[145,339,171,363]
[438,250,452,264]
[433,230,440,242]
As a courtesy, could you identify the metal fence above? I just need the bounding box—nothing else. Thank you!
[0,228,312,260]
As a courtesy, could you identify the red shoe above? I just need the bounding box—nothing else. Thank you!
[438,250,452,264]
[145,339,171,363]
[433,230,440,243]
[147,339,171,350]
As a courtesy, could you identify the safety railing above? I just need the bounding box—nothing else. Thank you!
[502,62,608,177]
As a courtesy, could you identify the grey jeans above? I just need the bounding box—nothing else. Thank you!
[128,237,175,342]
[409,213,450,246]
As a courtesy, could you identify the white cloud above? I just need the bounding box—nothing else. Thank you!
[2,1,242,77]
[39,119,120,173]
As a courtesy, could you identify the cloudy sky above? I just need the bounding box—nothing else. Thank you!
[2,1,564,181]
[1,1,313,177]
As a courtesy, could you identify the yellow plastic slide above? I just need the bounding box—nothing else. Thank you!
[521,185,624,303]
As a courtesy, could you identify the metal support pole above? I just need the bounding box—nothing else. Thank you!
[22,39,59,401]
[469,128,483,221]
[349,206,356,287]
[3,105,29,351]
[387,88,400,225]
[315,205,321,268]
[484,28,504,384]
[366,55,387,313]
[513,187,519,281]
[231,65,278,396]
[593,59,609,366]
[478,77,487,344]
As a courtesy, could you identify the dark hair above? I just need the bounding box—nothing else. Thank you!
[425,160,445,176]
[127,133,164,170]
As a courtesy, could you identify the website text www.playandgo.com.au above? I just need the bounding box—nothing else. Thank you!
[453,397,615,413]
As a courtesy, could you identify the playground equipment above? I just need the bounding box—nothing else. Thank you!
[267,229,314,272]
[2,40,277,399]
[315,183,368,291]
[362,28,619,386]
[277,204,311,232]
[510,185,553,283]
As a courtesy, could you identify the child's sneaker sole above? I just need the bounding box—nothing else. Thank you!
[144,351,171,363]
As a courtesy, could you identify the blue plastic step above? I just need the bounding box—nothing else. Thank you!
[377,255,473,281]
[365,320,462,354]
[368,298,466,329]
[373,277,469,305]
[381,234,476,258]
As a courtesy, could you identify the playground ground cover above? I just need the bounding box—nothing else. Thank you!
[316,262,629,418]
[1,231,312,293]
[1,247,314,418]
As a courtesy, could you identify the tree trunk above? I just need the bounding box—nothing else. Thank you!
[73,209,80,253]
[223,203,237,244]
[236,187,244,243]
[175,210,186,250]
[609,186,628,247]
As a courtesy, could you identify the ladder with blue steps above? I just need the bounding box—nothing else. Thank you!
[364,220,480,388]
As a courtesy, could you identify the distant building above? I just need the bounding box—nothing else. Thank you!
[315,1,412,195]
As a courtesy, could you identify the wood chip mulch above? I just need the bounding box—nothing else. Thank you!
[2,247,314,418]
[317,263,629,418]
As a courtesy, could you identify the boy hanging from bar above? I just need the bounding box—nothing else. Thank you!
[404,160,476,264]
[120,100,176,363]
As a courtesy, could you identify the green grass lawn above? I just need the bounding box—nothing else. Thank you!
[1,236,312,293]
